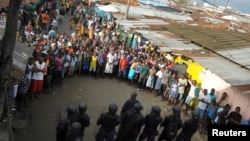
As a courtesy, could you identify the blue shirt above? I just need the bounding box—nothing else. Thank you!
[209,94,217,103]
[242,120,250,125]
[127,55,134,63]
[131,40,138,49]
[207,105,217,120]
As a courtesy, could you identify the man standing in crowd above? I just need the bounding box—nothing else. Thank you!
[105,50,116,78]
[177,73,187,105]
[97,50,106,78]
[209,88,217,102]
[117,54,128,81]
[95,103,120,141]
[184,80,200,115]
[31,56,46,99]
[16,71,29,111]
[227,106,242,125]
[214,104,231,125]
[196,89,210,123]
[137,61,150,91]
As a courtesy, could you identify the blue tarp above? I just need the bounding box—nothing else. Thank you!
[137,0,169,7]
[94,7,113,21]
[94,7,105,17]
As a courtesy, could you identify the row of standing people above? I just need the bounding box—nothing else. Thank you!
[56,92,200,141]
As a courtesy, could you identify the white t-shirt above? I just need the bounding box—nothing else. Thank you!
[76,50,83,62]
[188,80,196,98]
[214,107,224,123]
[197,92,211,110]
[32,61,45,80]
[43,34,49,40]
[107,53,115,63]
[156,70,163,78]
[178,78,187,94]
[26,64,34,80]
[113,53,118,65]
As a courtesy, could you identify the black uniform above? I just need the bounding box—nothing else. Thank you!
[64,122,82,141]
[95,104,120,141]
[78,103,90,138]
[56,105,79,141]
[158,106,182,141]
[120,92,140,117]
[56,117,71,141]
[175,111,199,141]
[120,98,140,117]
[139,106,163,141]
[78,112,90,137]
[116,103,144,141]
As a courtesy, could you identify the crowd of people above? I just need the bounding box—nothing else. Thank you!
[1,0,249,139]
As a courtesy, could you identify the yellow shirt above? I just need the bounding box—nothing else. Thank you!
[66,2,70,8]
[90,55,98,67]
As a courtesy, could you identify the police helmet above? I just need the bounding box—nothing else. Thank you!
[172,106,181,114]
[151,106,161,115]
[134,103,143,112]
[192,111,199,120]
[79,102,87,113]
[71,122,82,132]
[67,105,77,114]
[109,103,118,113]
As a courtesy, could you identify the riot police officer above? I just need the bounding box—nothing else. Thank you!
[116,103,144,141]
[78,102,90,138]
[95,103,120,141]
[64,122,82,141]
[139,105,163,141]
[158,106,182,141]
[56,105,79,141]
[175,111,199,141]
[68,105,79,123]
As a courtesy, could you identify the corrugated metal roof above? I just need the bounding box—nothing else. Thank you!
[135,30,202,50]
[113,2,193,21]
[166,25,250,70]
[115,17,169,30]
[12,41,33,80]
[191,56,250,86]
[0,0,39,7]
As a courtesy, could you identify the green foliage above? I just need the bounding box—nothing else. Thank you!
[179,0,187,5]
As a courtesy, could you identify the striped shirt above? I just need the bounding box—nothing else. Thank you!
[18,76,28,94]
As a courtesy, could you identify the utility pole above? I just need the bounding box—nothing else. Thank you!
[186,0,189,13]
[0,0,21,133]
[211,0,217,28]
[224,0,230,13]
[124,0,131,19]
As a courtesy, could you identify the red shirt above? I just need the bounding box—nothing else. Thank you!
[55,56,64,70]
[119,58,128,70]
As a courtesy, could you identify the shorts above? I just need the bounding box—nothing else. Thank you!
[169,91,177,98]
[177,93,184,101]
[196,108,206,120]
[89,66,96,72]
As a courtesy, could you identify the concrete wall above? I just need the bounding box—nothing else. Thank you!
[201,69,250,121]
